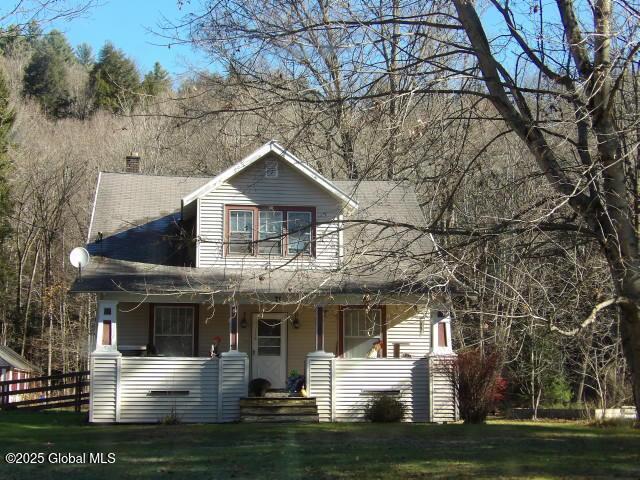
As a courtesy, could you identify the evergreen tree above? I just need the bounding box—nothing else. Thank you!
[22,30,75,118]
[75,42,94,68]
[25,20,43,47]
[141,61,171,96]
[90,42,140,113]
[40,30,75,63]
[0,25,26,56]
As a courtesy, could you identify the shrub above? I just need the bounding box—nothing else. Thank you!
[365,394,406,422]
[160,405,181,425]
[451,348,504,424]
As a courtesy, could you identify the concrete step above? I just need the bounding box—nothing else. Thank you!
[240,414,319,423]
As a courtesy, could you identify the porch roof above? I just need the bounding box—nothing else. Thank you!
[69,257,439,296]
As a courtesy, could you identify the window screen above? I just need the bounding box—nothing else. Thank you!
[287,211,312,255]
[154,306,194,357]
[343,309,382,358]
[259,210,283,255]
[229,210,254,254]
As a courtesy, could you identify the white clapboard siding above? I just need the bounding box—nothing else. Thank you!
[119,357,219,423]
[429,355,457,423]
[333,359,428,422]
[198,157,342,269]
[219,352,249,422]
[90,355,118,423]
[305,353,334,422]
[386,307,431,358]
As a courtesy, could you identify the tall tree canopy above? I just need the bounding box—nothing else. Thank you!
[0,68,15,332]
[141,61,171,97]
[23,29,75,117]
[90,42,140,113]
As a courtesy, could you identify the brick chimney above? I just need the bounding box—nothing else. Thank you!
[125,152,140,173]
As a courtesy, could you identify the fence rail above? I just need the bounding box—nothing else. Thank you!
[0,370,89,412]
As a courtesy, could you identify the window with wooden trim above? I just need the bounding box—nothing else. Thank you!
[225,206,315,257]
[258,210,283,255]
[343,308,382,358]
[228,209,254,254]
[154,306,195,356]
[287,211,312,255]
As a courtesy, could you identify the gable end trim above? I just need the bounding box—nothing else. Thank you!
[181,141,359,210]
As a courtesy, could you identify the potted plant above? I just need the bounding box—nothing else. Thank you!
[287,369,305,395]
[210,336,222,357]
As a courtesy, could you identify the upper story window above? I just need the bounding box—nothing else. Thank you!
[225,205,315,257]
[287,211,312,255]
[259,210,283,255]
[229,209,254,255]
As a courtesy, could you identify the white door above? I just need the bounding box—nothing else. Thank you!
[252,314,287,389]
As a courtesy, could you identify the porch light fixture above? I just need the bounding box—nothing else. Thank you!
[292,315,300,329]
[240,312,248,329]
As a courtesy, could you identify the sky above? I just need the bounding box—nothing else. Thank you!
[49,0,212,80]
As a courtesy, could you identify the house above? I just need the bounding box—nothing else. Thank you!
[0,346,40,404]
[72,141,457,423]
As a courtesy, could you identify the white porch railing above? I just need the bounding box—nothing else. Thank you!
[90,351,248,423]
[305,353,457,423]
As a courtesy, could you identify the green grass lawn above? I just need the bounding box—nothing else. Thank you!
[0,412,638,479]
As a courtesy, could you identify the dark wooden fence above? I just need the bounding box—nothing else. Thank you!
[0,371,89,411]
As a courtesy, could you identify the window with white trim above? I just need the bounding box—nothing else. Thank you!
[154,306,195,356]
[343,309,382,358]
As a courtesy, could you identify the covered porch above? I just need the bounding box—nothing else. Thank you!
[90,295,456,423]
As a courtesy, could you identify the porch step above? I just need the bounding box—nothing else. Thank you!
[241,414,320,423]
[241,397,316,407]
[264,389,290,398]
[240,396,319,423]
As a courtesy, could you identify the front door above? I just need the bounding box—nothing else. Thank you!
[251,315,287,389]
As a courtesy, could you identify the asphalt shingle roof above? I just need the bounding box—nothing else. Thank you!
[73,172,437,295]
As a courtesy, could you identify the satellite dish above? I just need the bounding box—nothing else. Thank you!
[69,247,90,276]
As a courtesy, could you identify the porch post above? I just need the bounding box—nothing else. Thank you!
[95,300,118,353]
[229,303,238,351]
[315,305,325,351]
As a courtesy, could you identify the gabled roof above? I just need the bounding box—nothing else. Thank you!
[0,346,40,372]
[181,141,359,209]
[74,178,439,294]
